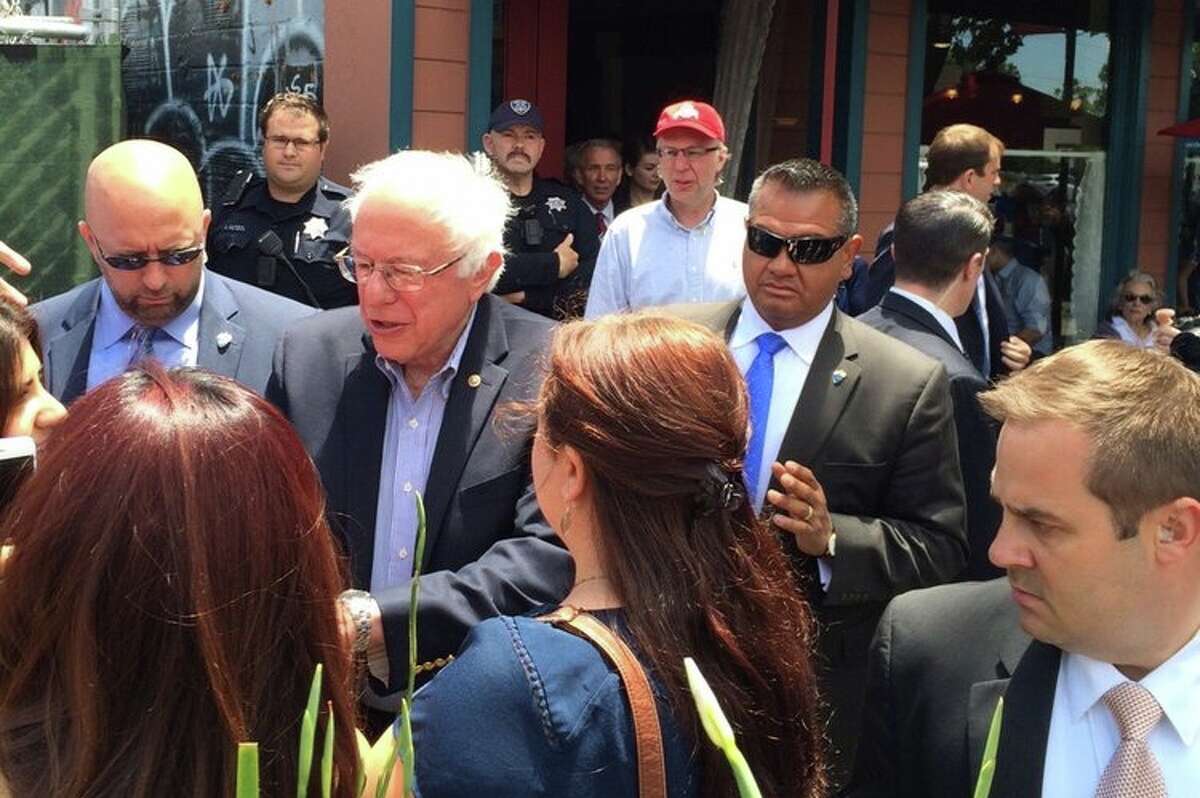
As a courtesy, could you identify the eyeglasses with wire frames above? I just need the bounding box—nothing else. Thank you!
[335,248,466,292]
[93,239,205,271]
[265,135,322,151]
[655,145,722,162]
[745,224,849,265]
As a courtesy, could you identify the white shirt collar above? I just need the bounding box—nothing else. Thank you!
[660,191,720,232]
[889,286,964,351]
[1063,627,1200,747]
[729,296,833,367]
[583,197,614,222]
[94,269,206,351]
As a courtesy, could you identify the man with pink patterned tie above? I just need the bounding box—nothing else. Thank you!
[850,340,1200,798]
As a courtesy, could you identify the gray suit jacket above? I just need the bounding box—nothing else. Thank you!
[266,295,573,691]
[669,300,968,784]
[847,579,1057,798]
[32,269,315,402]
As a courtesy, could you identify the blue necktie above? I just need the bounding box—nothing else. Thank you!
[127,325,159,367]
[744,332,787,496]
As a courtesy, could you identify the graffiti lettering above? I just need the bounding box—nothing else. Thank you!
[204,53,234,122]
[121,0,326,201]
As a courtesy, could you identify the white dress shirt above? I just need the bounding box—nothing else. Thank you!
[584,192,748,318]
[583,197,615,228]
[889,286,965,352]
[730,298,833,509]
[87,272,204,390]
[1041,629,1200,797]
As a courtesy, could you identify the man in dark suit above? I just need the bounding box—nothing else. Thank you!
[32,139,314,402]
[858,123,1030,380]
[671,158,967,786]
[850,341,1200,797]
[267,150,572,708]
[859,191,1002,579]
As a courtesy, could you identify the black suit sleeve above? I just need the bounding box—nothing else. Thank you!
[845,597,898,798]
[825,365,968,602]
[372,479,573,693]
[949,375,1002,579]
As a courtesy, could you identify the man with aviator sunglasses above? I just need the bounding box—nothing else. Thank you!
[32,140,314,403]
[669,159,966,788]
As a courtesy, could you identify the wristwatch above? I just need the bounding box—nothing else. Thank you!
[338,589,377,661]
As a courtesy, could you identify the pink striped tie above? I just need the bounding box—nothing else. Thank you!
[1093,682,1167,798]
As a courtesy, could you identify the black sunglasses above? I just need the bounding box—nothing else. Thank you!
[1123,292,1154,305]
[95,240,205,271]
[746,225,848,265]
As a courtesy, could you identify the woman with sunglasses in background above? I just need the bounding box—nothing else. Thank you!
[1094,271,1165,350]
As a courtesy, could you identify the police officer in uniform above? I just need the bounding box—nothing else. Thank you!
[207,92,355,309]
[482,99,599,319]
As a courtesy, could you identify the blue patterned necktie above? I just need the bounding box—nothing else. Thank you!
[744,332,788,496]
[127,325,158,367]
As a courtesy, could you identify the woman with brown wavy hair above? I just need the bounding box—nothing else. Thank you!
[412,312,826,798]
[0,366,358,797]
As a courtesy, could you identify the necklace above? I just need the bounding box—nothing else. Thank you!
[572,574,610,589]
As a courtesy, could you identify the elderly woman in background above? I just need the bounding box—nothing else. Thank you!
[0,367,359,797]
[1094,271,1164,349]
[412,313,826,798]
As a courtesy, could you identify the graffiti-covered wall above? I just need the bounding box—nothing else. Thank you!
[120,0,324,203]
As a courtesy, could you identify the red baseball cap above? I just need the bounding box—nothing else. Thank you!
[653,100,726,142]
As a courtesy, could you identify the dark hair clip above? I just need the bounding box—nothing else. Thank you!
[695,462,746,515]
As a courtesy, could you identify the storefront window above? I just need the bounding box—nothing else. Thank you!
[922,2,1112,346]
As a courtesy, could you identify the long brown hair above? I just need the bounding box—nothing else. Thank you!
[0,297,42,427]
[539,313,826,798]
[0,366,358,797]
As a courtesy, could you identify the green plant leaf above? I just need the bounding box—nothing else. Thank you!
[399,697,415,796]
[973,696,1004,798]
[321,700,335,798]
[236,742,260,798]
[684,657,762,798]
[297,663,324,798]
[374,724,402,798]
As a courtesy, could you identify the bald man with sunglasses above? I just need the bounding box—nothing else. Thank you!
[32,139,314,403]
[669,158,966,789]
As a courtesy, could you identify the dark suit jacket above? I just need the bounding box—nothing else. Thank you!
[32,269,315,402]
[266,294,573,691]
[669,301,968,784]
[859,292,1002,579]
[865,226,1011,379]
[848,579,1062,798]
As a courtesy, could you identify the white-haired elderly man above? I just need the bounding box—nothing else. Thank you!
[267,150,572,720]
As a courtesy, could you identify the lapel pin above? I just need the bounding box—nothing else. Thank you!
[467,373,482,388]
[215,331,233,352]
[832,369,847,386]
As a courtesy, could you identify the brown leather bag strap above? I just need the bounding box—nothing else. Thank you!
[538,606,668,798]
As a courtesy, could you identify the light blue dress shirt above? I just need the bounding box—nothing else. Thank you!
[370,305,477,593]
[584,192,748,318]
[995,258,1053,355]
[86,272,205,391]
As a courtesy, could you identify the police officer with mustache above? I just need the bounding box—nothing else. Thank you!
[481,99,599,320]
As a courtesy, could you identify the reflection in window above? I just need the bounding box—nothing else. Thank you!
[922,4,1112,344]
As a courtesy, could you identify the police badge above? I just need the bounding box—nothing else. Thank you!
[546,196,567,213]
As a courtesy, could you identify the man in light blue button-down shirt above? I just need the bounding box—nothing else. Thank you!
[585,100,748,317]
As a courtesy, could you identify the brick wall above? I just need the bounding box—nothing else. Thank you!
[413,0,470,150]
[859,0,911,254]
[1138,0,1186,285]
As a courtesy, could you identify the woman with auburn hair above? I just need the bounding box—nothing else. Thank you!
[412,313,826,798]
[0,296,65,443]
[0,366,358,797]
